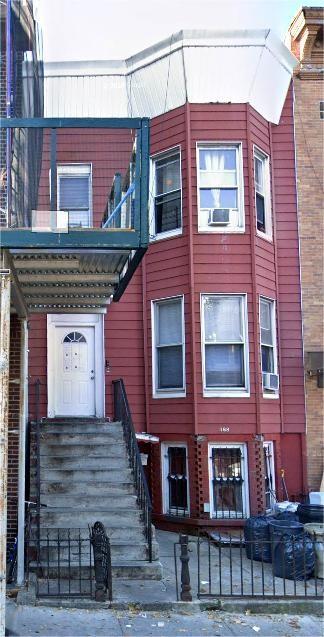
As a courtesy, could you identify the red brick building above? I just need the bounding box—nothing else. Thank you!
[287,7,324,493]
[24,30,307,531]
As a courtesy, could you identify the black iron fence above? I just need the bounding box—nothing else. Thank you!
[26,525,112,600]
[113,379,153,561]
[174,533,323,601]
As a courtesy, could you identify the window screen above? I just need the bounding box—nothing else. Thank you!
[154,297,184,391]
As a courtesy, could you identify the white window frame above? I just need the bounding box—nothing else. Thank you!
[263,441,276,512]
[200,293,250,398]
[151,295,186,398]
[161,442,190,516]
[56,163,93,228]
[254,146,272,241]
[208,443,250,519]
[149,146,182,241]
[259,296,279,398]
[196,142,245,233]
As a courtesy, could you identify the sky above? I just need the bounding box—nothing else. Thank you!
[34,0,324,63]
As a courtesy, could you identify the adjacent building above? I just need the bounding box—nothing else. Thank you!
[287,7,324,493]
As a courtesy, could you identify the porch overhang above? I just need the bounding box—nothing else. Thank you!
[4,247,146,314]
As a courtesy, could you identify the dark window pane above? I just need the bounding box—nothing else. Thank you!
[158,345,183,389]
[167,447,187,512]
[156,156,180,195]
[155,191,181,233]
[205,344,244,387]
[200,188,237,209]
[59,176,89,209]
[212,447,244,517]
[256,192,265,232]
[262,345,274,373]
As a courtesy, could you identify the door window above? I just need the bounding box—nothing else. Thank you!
[210,445,248,518]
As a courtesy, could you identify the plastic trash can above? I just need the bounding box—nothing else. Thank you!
[304,523,324,579]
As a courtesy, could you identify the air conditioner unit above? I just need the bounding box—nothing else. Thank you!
[208,208,231,225]
[263,372,279,391]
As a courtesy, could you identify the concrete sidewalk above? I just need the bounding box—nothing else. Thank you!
[5,601,324,636]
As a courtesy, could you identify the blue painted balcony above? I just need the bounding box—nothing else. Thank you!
[0,117,149,312]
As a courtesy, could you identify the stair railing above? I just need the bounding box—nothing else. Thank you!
[113,379,153,562]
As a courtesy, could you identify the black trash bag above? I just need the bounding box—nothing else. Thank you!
[297,504,324,524]
[244,516,274,563]
[273,533,315,580]
[275,511,299,521]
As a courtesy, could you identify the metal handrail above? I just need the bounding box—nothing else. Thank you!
[112,379,153,561]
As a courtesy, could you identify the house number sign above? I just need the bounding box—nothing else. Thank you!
[220,426,230,433]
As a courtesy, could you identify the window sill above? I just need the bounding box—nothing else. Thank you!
[150,228,182,242]
[198,226,245,234]
[153,391,186,399]
[262,392,279,400]
[203,389,250,398]
[257,230,273,243]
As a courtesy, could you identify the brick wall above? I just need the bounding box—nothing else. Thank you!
[291,29,324,491]
[7,315,21,551]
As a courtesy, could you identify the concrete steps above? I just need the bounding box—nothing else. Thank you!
[29,418,162,583]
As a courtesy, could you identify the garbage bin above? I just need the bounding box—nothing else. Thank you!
[269,520,315,580]
[304,523,324,579]
[297,504,324,524]
[244,516,274,563]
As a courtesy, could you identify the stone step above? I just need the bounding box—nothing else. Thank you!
[36,421,123,435]
[39,444,127,458]
[36,481,136,496]
[37,433,125,446]
[30,468,133,482]
[40,494,139,509]
[39,456,129,470]
[32,560,163,580]
[39,508,143,527]
[34,525,146,543]
[36,540,158,562]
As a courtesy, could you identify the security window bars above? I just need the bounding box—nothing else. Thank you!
[57,164,92,228]
[202,295,248,393]
[260,297,278,392]
[165,445,188,516]
[152,150,181,237]
[198,144,243,231]
[254,149,271,237]
[153,297,185,395]
[210,445,247,518]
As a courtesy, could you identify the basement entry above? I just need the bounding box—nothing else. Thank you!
[47,314,104,417]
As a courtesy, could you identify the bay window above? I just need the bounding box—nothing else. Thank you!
[260,297,279,394]
[254,148,272,238]
[150,149,181,238]
[197,143,244,231]
[152,296,185,397]
[201,294,249,396]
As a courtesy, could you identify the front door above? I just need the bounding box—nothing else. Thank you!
[54,326,95,416]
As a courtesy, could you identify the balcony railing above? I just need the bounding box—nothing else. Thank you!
[0,117,149,250]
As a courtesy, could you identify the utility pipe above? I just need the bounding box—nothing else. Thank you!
[17,319,28,586]
[0,269,11,637]
[6,0,12,225]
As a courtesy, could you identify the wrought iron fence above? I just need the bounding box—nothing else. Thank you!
[174,533,323,601]
[113,378,153,561]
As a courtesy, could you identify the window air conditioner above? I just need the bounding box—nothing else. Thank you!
[263,372,279,391]
[208,208,231,225]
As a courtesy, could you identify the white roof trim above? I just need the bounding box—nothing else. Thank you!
[43,29,298,124]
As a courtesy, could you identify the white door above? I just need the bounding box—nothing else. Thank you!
[54,326,95,416]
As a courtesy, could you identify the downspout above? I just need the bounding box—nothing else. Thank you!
[6,0,12,225]
[17,319,28,586]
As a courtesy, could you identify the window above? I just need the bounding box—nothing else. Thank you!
[152,296,185,397]
[57,164,92,228]
[254,148,272,238]
[263,441,276,512]
[162,444,189,516]
[320,101,324,120]
[260,297,279,394]
[150,149,181,238]
[197,144,244,232]
[209,444,249,519]
[201,294,249,395]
